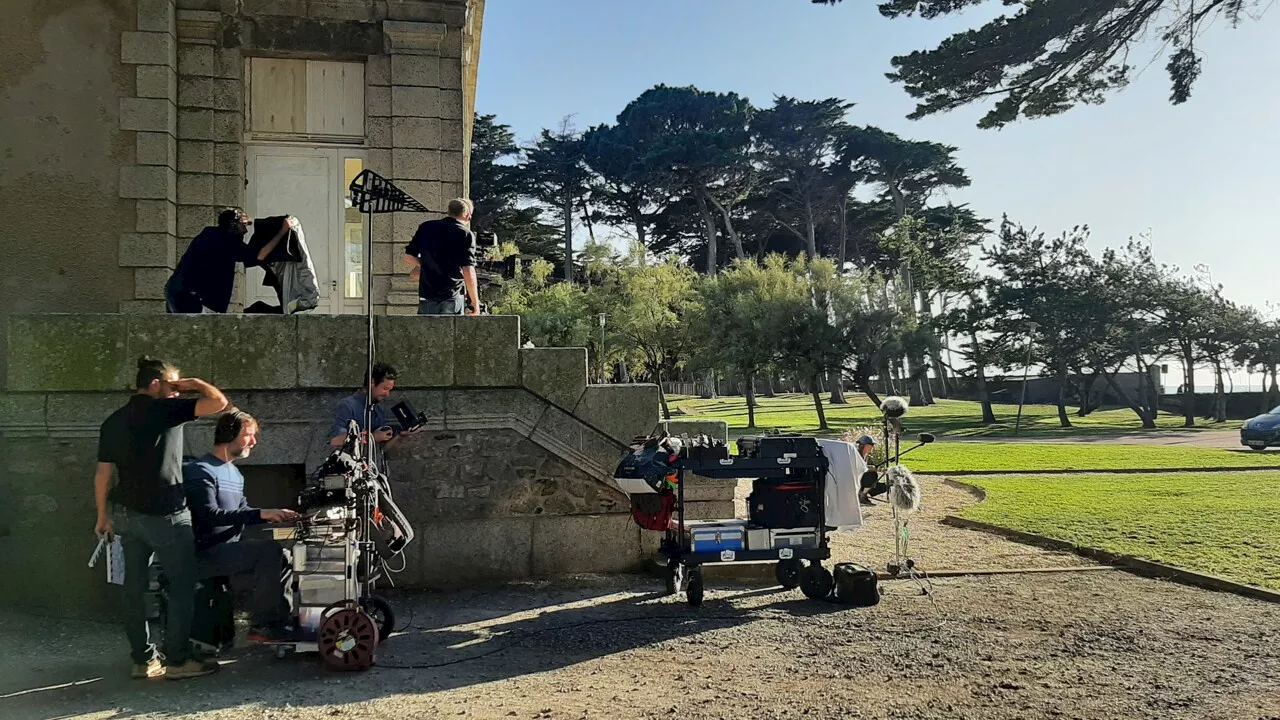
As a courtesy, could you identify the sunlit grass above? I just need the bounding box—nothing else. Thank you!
[959,472,1280,591]
[669,393,1234,438]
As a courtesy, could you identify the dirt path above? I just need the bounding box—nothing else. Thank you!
[5,478,1279,720]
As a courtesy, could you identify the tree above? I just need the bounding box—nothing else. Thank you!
[491,258,594,348]
[580,121,673,252]
[609,251,700,419]
[523,119,593,282]
[1235,317,1280,413]
[1147,270,1216,427]
[984,218,1097,428]
[754,96,854,260]
[813,0,1266,128]
[614,85,755,275]
[936,278,1013,424]
[470,113,560,261]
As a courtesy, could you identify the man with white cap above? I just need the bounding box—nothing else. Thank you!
[854,435,887,505]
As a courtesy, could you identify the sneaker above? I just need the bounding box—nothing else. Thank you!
[248,623,297,644]
[131,657,165,679]
[165,658,220,681]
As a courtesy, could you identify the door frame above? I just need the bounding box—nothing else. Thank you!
[244,143,368,315]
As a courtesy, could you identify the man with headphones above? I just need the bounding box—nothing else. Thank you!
[183,410,299,642]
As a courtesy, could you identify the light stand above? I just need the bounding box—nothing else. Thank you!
[345,169,428,602]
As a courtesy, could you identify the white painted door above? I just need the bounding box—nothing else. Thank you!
[245,146,368,315]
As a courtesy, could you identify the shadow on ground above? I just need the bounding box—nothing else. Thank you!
[0,577,852,719]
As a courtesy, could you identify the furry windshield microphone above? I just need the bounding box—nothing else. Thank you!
[880,396,908,418]
[887,465,921,513]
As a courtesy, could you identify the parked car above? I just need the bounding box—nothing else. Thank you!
[1240,406,1280,451]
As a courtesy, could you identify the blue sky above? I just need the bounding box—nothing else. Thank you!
[475,1,1280,387]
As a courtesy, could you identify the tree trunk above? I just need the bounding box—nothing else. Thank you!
[765,372,777,398]
[656,369,671,420]
[699,370,717,400]
[1101,369,1157,429]
[810,377,829,431]
[1213,356,1223,420]
[710,195,747,260]
[562,195,574,282]
[838,197,849,268]
[746,372,757,429]
[1181,351,1196,428]
[907,356,927,407]
[918,288,948,400]
[1076,371,1099,416]
[633,208,646,252]
[828,370,848,405]
[804,200,817,259]
[1056,364,1072,428]
[971,334,996,424]
[695,191,717,276]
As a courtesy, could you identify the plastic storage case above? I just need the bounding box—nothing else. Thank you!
[736,434,824,459]
[771,527,820,549]
[682,520,747,552]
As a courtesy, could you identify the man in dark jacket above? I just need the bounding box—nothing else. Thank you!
[183,410,299,641]
[403,198,479,316]
[166,208,295,313]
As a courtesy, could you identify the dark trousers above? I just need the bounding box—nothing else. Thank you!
[418,295,464,315]
[165,276,205,314]
[860,470,889,498]
[197,539,291,627]
[116,507,196,665]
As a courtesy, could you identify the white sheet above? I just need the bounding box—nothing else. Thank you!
[817,439,863,530]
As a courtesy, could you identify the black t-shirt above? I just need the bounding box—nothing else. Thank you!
[98,395,199,516]
[404,217,477,302]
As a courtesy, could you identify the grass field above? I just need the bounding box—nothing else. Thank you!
[899,442,1280,474]
[958,472,1280,591]
[670,393,1232,438]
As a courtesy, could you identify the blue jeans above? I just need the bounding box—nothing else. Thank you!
[115,507,197,665]
[418,295,464,315]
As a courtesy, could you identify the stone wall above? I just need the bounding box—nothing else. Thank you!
[0,313,700,618]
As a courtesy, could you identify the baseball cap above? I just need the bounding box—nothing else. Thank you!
[856,435,876,446]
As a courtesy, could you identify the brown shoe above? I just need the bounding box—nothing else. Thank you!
[131,657,165,679]
[165,658,219,681]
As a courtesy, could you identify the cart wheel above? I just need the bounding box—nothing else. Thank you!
[686,568,704,608]
[360,595,396,639]
[775,559,802,590]
[800,564,834,601]
[886,562,901,577]
[318,602,380,671]
[663,561,678,596]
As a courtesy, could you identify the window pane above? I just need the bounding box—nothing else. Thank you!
[343,158,365,299]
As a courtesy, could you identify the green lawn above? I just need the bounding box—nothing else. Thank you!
[901,443,1280,474]
[670,393,1233,439]
[959,472,1280,591]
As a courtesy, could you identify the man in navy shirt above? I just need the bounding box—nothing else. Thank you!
[329,362,419,449]
[403,198,480,316]
[166,208,295,313]
[184,410,299,641]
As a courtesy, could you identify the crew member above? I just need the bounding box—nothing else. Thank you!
[166,208,296,314]
[94,357,228,681]
[329,362,420,448]
[403,198,480,316]
[854,435,886,505]
[184,410,299,642]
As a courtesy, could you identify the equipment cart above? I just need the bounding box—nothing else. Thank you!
[656,436,835,607]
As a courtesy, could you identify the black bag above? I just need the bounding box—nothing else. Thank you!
[737,434,823,459]
[747,480,820,528]
[832,563,880,607]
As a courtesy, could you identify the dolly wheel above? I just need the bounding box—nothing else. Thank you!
[664,561,679,596]
[775,559,802,589]
[800,564,834,601]
[686,568,705,608]
[361,595,396,639]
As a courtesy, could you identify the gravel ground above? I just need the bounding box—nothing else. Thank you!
[5,478,1279,720]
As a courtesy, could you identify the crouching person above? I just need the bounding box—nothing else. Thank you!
[183,410,299,642]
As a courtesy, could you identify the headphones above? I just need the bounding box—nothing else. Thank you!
[215,410,251,445]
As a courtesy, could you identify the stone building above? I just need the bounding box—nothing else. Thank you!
[0,1,733,618]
